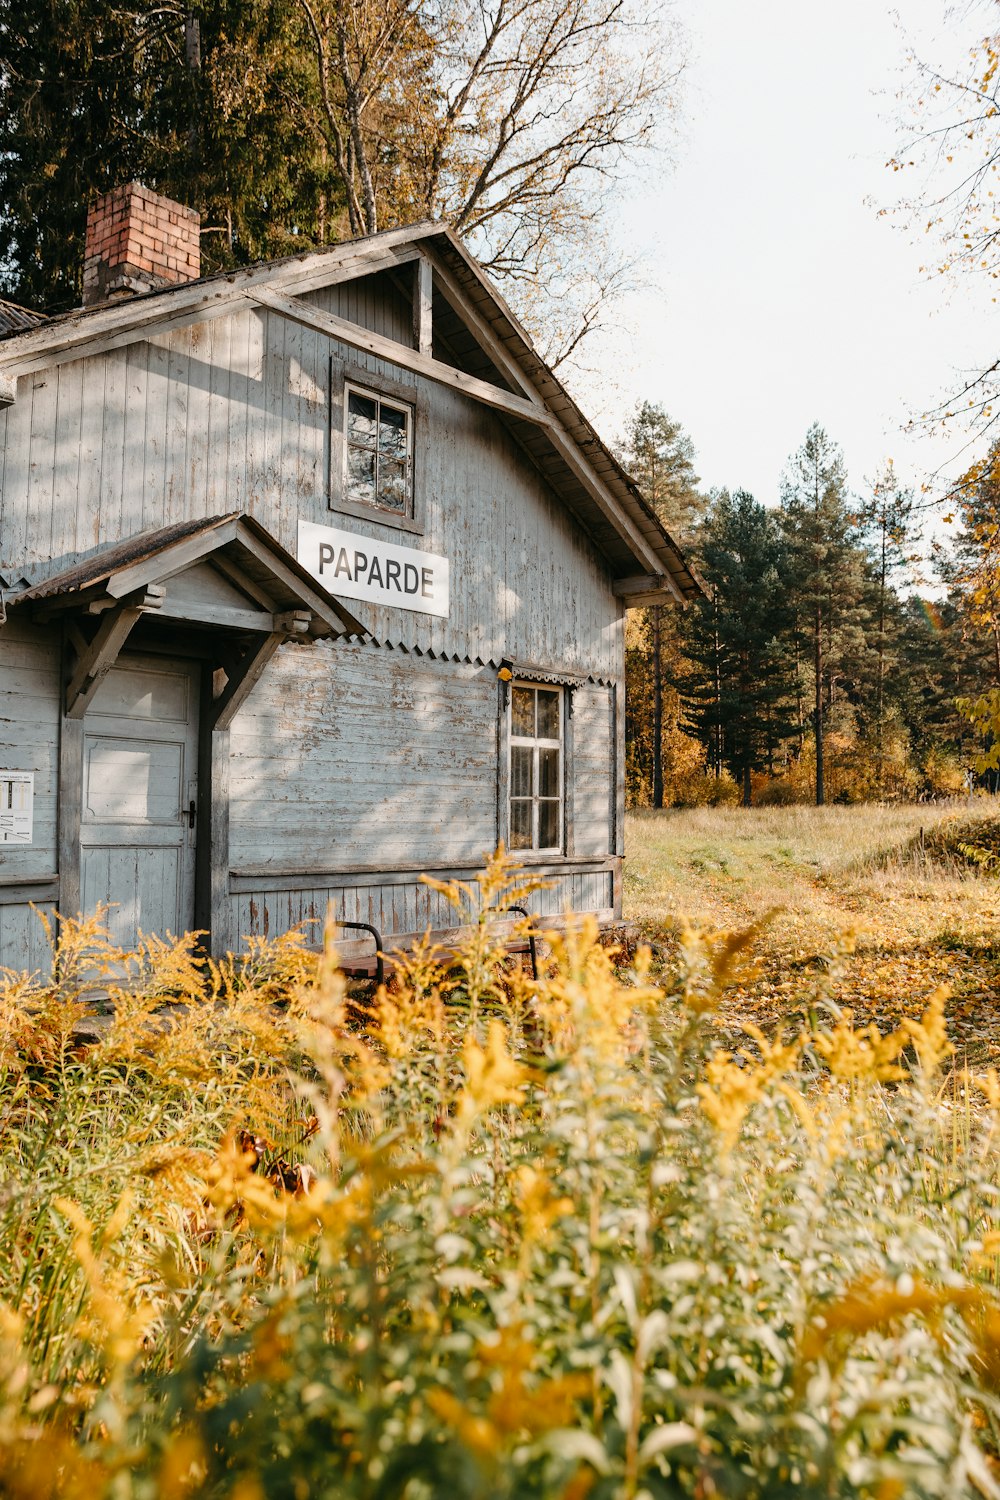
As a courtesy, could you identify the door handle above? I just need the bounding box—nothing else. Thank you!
[187,799,197,829]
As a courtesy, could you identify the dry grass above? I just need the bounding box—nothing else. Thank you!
[625,799,1000,1062]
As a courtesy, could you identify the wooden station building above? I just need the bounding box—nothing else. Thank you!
[0,182,698,972]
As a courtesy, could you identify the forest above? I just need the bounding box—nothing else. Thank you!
[619,409,1000,809]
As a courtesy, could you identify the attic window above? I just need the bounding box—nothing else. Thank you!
[344,383,414,518]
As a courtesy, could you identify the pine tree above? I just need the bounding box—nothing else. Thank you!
[688,490,795,805]
[616,403,703,808]
[0,0,342,311]
[856,460,920,792]
[779,424,871,806]
[941,438,1000,689]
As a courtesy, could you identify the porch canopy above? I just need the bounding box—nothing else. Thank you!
[10,512,364,726]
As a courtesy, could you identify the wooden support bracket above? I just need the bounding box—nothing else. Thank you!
[64,587,163,717]
[273,609,311,635]
[613,573,672,601]
[208,630,287,731]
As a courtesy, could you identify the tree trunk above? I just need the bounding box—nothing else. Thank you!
[876,517,886,793]
[652,605,663,809]
[184,14,201,158]
[794,629,804,755]
[713,587,722,777]
[742,761,752,807]
[815,603,825,806]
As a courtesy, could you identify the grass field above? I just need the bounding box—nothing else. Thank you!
[624,800,1000,1062]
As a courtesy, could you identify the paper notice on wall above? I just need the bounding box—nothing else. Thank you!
[0,771,33,844]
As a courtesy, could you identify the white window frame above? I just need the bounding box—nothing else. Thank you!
[343,380,415,520]
[508,681,564,854]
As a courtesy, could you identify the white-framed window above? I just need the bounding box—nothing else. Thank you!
[344,382,414,518]
[509,682,563,852]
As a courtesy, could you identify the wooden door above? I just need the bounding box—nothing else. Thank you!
[81,655,199,949]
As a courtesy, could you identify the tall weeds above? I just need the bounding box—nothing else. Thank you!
[2,854,1000,1497]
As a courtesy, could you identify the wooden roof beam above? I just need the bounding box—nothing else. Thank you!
[106,520,241,597]
[425,250,674,588]
[614,573,671,598]
[613,574,682,606]
[0,235,432,385]
[413,256,433,355]
[249,288,554,430]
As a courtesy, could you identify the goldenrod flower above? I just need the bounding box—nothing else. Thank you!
[457,1019,527,1122]
[903,987,954,1077]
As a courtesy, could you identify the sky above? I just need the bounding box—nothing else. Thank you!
[578,0,997,516]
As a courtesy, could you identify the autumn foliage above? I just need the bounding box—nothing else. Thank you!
[3,850,1000,1496]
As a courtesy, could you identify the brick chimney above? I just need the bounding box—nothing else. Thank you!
[83,183,201,306]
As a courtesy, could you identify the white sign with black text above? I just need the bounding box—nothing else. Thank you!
[297,520,450,619]
[0,771,33,845]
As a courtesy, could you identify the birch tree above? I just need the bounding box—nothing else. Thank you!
[889,2,1000,434]
[293,0,686,352]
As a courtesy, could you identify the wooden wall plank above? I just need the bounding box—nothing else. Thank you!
[0,620,61,910]
[50,361,84,571]
[159,330,188,527]
[27,370,58,575]
[75,356,106,556]
[143,335,171,533]
[100,350,128,546]
[121,343,150,540]
[0,901,55,977]
[572,684,614,857]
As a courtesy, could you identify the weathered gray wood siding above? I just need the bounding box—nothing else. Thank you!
[0,271,623,681]
[232,868,615,949]
[226,638,616,944]
[0,616,59,974]
[228,643,499,873]
[0,264,626,965]
[571,684,614,858]
[0,903,56,976]
[0,617,59,881]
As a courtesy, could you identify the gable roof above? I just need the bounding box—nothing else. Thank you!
[0,223,701,604]
[11,512,364,639]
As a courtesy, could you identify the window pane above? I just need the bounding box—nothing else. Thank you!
[511,745,534,798]
[511,687,535,737]
[538,799,560,849]
[348,391,378,447]
[377,458,408,513]
[537,689,560,740]
[539,746,560,798]
[378,403,408,459]
[510,800,533,850]
[346,445,376,504]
